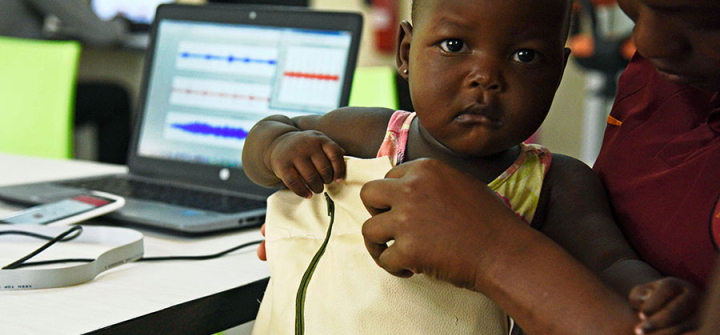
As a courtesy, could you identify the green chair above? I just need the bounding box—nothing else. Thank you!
[348,66,398,109]
[0,37,81,159]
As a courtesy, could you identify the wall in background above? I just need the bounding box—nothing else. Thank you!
[77,0,588,160]
[541,60,586,159]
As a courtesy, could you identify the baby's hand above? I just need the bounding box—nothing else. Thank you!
[257,223,267,261]
[267,130,345,198]
[629,277,700,335]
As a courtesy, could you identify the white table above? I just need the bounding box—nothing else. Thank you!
[0,154,270,334]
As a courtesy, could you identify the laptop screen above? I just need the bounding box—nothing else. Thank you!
[136,19,354,168]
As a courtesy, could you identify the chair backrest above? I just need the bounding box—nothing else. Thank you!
[348,66,398,110]
[0,37,81,159]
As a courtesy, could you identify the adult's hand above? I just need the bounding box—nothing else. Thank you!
[359,158,521,291]
[359,158,638,335]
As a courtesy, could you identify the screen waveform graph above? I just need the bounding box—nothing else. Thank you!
[175,41,279,77]
[169,76,272,114]
[171,122,248,140]
[163,112,258,149]
[276,46,348,109]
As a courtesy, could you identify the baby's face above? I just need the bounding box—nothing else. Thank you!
[617,0,720,91]
[402,0,569,157]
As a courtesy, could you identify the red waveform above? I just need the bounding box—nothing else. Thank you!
[283,71,339,81]
[171,88,270,101]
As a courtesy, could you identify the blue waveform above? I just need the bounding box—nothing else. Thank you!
[179,52,277,65]
[171,122,249,140]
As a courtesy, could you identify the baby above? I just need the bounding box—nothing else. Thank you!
[243,0,698,333]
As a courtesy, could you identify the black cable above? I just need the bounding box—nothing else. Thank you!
[2,226,84,270]
[137,240,263,262]
[1,227,264,269]
[8,258,95,269]
[0,227,83,241]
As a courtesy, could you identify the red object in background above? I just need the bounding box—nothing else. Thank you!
[370,0,398,54]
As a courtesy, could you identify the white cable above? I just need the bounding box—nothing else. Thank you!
[0,225,143,290]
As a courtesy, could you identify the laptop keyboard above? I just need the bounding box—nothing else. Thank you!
[57,177,265,214]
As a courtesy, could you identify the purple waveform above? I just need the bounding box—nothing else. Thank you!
[171,122,249,140]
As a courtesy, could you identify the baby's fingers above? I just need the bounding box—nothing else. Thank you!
[630,284,653,311]
[641,279,684,315]
[295,158,326,194]
[310,149,339,185]
[257,240,267,261]
[277,165,313,198]
[644,278,700,318]
[321,142,346,183]
[635,317,698,335]
[637,297,699,334]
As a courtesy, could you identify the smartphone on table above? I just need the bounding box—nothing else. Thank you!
[0,192,125,225]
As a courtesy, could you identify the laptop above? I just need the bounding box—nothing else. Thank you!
[0,4,363,235]
[208,0,308,7]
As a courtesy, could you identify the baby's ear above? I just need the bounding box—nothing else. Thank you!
[396,20,413,80]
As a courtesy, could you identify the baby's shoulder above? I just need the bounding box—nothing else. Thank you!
[317,107,398,158]
[322,106,397,133]
[300,106,396,132]
[329,106,396,123]
[532,153,608,228]
[549,153,594,174]
[542,154,597,191]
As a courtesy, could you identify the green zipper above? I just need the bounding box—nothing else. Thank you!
[295,192,335,335]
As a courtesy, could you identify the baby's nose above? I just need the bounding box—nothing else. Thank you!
[465,59,503,92]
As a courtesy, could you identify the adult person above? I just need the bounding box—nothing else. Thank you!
[357,0,719,334]
[0,0,132,164]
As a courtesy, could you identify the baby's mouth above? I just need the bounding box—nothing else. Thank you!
[455,106,504,129]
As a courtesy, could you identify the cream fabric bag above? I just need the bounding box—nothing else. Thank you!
[252,157,508,335]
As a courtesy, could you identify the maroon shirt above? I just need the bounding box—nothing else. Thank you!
[593,54,720,288]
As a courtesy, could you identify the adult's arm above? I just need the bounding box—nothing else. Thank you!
[24,0,127,46]
[360,159,638,335]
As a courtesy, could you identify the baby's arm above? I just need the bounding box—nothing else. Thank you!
[538,155,700,334]
[537,154,659,293]
[242,107,393,197]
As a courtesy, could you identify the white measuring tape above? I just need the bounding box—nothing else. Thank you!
[0,225,143,290]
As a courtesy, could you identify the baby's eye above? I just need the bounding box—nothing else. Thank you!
[439,39,468,53]
[512,49,538,63]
